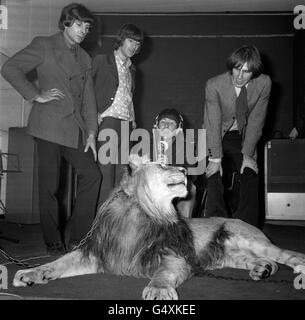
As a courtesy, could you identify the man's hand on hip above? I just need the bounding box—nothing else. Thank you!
[35,88,65,103]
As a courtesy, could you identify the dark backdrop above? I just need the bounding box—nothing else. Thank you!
[83,13,295,139]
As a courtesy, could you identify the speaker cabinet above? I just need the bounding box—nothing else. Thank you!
[264,139,305,220]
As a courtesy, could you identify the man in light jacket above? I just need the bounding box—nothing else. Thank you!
[203,45,271,227]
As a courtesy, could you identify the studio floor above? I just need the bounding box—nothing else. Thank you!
[0,219,305,300]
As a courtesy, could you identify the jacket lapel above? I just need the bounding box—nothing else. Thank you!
[71,47,91,77]
[107,53,119,81]
[52,32,88,78]
[130,64,136,93]
[224,72,237,114]
[246,78,258,110]
[52,32,75,77]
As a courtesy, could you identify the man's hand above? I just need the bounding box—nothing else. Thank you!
[98,115,103,126]
[84,133,97,161]
[206,161,223,178]
[35,88,65,103]
[240,154,258,174]
[132,120,136,130]
[289,127,298,141]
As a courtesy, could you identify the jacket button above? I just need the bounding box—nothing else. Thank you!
[82,76,85,80]
[111,97,114,100]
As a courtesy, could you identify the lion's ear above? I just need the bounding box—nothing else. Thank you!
[129,153,150,172]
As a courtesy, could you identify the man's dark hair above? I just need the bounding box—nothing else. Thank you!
[114,24,144,53]
[226,45,263,78]
[58,3,94,31]
[155,108,184,129]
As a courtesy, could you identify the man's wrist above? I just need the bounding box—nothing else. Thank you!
[88,131,96,138]
[209,157,221,163]
[243,153,253,161]
[32,93,41,102]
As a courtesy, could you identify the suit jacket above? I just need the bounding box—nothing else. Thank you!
[1,32,98,148]
[203,71,271,159]
[92,52,136,114]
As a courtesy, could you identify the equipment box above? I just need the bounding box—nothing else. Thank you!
[264,139,305,220]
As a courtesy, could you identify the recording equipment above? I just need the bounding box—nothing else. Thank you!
[158,136,168,165]
[264,139,305,221]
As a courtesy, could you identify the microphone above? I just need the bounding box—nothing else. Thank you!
[158,135,168,165]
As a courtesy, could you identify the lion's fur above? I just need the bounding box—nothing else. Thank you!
[81,155,198,277]
[13,155,305,300]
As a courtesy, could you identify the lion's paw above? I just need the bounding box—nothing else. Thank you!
[142,285,178,300]
[13,267,56,287]
[249,262,277,281]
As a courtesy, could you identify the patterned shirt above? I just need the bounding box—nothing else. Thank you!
[99,50,135,123]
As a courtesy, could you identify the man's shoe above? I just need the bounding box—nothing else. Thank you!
[46,243,66,256]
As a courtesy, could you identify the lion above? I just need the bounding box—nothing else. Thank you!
[13,155,305,300]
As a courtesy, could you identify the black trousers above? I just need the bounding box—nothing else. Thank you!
[36,135,101,246]
[97,117,131,206]
[205,131,259,227]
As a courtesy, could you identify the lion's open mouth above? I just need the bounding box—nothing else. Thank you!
[167,182,185,187]
[167,176,187,188]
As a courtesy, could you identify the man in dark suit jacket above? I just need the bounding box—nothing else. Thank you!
[1,3,101,254]
[92,24,143,205]
[203,45,271,227]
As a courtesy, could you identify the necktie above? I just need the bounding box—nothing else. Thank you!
[236,85,248,132]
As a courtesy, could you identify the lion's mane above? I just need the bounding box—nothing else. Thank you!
[81,159,199,278]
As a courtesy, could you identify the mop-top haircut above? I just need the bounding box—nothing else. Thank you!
[114,23,144,53]
[227,45,263,79]
[154,108,184,130]
[58,3,94,31]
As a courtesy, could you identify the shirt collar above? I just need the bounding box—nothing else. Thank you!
[234,83,249,90]
[230,74,251,90]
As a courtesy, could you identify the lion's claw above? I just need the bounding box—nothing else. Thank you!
[13,268,55,287]
[142,285,178,300]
